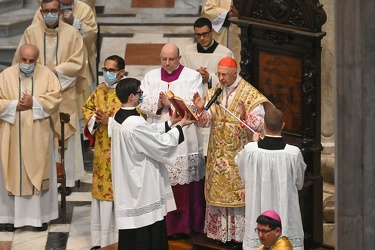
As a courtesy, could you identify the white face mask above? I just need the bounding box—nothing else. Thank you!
[20,63,35,74]
[43,12,59,26]
[104,71,118,85]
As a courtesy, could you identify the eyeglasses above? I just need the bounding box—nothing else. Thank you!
[215,70,237,78]
[160,57,177,63]
[254,228,276,235]
[41,9,59,14]
[194,31,211,38]
[135,91,143,96]
[102,67,119,73]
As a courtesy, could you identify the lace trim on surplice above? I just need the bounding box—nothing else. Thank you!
[116,192,174,218]
[166,153,205,186]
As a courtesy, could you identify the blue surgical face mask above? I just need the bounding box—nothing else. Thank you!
[138,93,143,105]
[43,12,59,26]
[20,63,35,74]
[61,4,73,10]
[104,71,118,85]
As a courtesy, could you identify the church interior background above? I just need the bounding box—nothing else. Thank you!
[0,0,338,249]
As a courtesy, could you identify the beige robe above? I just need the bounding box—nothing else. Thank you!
[0,64,61,196]
[81,0,96,15]
[13,21,87,140]
[202,0,241,63]
[33,0,97,118]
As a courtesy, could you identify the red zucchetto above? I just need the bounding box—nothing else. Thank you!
[218,57,237,68]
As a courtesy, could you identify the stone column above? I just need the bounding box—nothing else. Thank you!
[320,0,336,246]
[335,0,375,249]
[321,0,335,157]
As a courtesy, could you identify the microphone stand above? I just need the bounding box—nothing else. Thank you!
[214,100,264,140]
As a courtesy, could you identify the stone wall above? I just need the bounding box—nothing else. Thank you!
[320,0,336,246]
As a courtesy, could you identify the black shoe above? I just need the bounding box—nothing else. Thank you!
[214,240,225,246]
[231,242,243,250]
[90,246,101,250]
[5,223,16,232]
[36,223,48,231]
[167,233,187,240]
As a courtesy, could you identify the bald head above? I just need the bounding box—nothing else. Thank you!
[160,43,181,73]
[19,44,39,65]
[161,43,179,58]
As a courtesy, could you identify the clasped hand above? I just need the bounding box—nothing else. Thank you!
[229,4,239,18]
[95,109,109,125]
[158,92,171,109]
[63,10,74,25]
[196,67,209,82]
[17,92,32,111]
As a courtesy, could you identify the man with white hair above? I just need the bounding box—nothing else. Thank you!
[0,44,61,231]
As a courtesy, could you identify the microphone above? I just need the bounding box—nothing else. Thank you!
[204,88,222,110]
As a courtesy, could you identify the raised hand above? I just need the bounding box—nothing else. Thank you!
[238,100,246,120]
[193,92,206,113]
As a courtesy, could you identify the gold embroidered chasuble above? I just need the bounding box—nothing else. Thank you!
[83,83,145,201]
[83,83,120,201]
[0,64,61,196]
[13,21,87,140]
[205,78,270,207]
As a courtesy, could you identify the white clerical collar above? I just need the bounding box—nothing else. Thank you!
[265,134,282,138]
[223,75,241,92]
[165,64,181,74]
[201,40,215,50]
[120,107,136,110]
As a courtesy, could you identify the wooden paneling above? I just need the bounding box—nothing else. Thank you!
[232,0,327,248]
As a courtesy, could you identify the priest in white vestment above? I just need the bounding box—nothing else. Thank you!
[236,108,306,250]
[109,78,196,250]
[180,17,234,156]
[0,44,61,230]
[13,0,88,193]
[139,43,206,238]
